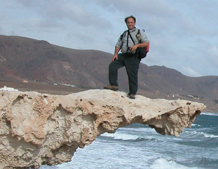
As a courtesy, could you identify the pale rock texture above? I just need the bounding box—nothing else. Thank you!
[0,89,206,168]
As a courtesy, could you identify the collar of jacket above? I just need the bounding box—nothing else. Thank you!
[128,27,137,33]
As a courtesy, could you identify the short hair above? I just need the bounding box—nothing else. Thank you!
[124,15,136,23]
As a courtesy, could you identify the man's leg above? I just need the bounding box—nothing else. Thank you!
[108,54,125,86]
[124,56,140,95]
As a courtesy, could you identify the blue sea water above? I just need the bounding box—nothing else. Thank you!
[41,112,218,169]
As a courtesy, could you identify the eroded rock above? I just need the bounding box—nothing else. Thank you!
[0,89,206,168]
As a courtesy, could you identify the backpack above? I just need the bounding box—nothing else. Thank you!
[135,29,150,59]
[120,29,150,59]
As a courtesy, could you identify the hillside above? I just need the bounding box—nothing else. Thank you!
[0,34,218,112]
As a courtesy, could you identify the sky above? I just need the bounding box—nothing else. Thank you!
[1,0,218,77]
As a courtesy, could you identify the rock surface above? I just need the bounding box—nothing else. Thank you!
[0,89,206,168]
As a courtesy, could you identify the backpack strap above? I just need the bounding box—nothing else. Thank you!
[128,29,141,44]
[120,30,127,40]
[119,31,127,49]
[136,29,141,43]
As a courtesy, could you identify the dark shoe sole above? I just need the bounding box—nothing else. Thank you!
[103,87,118,91]
[127,94,135,99]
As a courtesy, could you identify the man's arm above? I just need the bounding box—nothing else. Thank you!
[129,42,148,52]
[112,46,120,61]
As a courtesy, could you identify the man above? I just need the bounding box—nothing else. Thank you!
[104,15,149,99]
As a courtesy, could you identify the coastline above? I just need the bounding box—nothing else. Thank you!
[0,79,216,113]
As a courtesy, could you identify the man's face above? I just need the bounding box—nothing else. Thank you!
[126,18,136,30]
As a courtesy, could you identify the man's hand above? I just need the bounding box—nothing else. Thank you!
[112,54,118,61]
[129,44,138,52]
[130,42,148,52]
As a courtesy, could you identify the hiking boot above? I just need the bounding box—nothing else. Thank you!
[127,94,135,99]
[103,85,119,91]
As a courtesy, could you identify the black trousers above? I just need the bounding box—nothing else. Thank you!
[108,53,140,95]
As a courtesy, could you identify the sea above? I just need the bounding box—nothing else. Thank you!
[40,112,218,169]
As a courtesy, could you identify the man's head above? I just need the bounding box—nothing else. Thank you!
[125,15,136,30]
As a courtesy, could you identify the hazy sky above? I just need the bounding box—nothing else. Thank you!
[1,0,218,77]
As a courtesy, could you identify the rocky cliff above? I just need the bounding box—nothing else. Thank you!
[0,89,206,168]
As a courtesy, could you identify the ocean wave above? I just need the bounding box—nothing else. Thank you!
[100,132,158,142]
[184,130,218,138]
[119,126,152,133]
[150,158,203,169]
[191,123,201,127]
[201,112,218,116]
[201,132,218,138]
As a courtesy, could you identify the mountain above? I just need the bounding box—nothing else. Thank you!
[0,35,111,88]
[0,34,218,108]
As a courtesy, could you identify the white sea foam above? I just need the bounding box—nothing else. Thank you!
[201,132,218,138]
[184,130,218,139]
[201,112,218,116]
[191,123,200,127]
[150,158,202,169]
[101,132,140,140]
